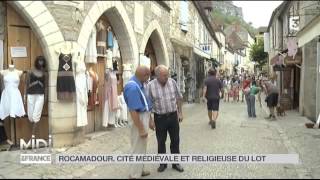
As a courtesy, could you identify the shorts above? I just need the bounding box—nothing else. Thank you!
[207,99,220,111]
[266,93,279,108]
[27,94,45,123]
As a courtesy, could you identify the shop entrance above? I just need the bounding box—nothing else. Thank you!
[2,3,49,145]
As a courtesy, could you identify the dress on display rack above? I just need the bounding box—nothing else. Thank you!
[102,70,119,127]
[56,53,76,101]
[26,71,45,123]
[0,70,25,120]
[75,60,88,127]
[85,27,98,64]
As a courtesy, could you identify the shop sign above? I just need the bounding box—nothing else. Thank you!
[10,46,27,58]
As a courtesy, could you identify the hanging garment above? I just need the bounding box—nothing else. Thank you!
[112,38,120,58]
[75,60,88,127]
[56,53,76,101]
[287,38,298,59]
[109,71,119,111]
[96,21,107,57]
[87,70,99,111]
[102,71,119,126]
[0,70,25,119]
[107,30,114,49]
[27,71,45,95]
[85,27,98,64]
[106,49,113,69]
[102,70,116,127]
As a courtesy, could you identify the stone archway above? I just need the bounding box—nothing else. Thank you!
[139,20,169,66]
[77,1,138,69]
[8,1,70,147]
[9,1,65,69]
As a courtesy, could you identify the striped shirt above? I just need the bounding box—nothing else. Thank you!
[147,78,183,114]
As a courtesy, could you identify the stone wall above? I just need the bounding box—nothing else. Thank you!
[301,39,317,121]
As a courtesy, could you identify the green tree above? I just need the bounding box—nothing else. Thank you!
[249,39,268,69]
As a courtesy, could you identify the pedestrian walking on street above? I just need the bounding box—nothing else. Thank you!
[123,66,153,179]
[224,76,231,102]
[242,75,251,103]
[147,65,184,173]
[202,68,223,129]
[262,77,279,120]
[256,79,263,108]
[231,76,240,102]
[246,81,261,118]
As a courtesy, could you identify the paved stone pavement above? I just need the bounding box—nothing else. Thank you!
[0,100,320,179]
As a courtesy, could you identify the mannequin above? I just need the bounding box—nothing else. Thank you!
[87,63,99,111]
[102,68,119,129]
[55,42,76,101]
[25,56,47,137]
[74,52,89,127]
[0,63,25,119]
[0,61,26,146]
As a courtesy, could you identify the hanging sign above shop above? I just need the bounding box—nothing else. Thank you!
[10,47,27,58]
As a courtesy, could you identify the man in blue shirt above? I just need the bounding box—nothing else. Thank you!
[123,66,153,179]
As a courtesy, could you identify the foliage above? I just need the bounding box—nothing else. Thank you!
[211,9,257,35]
[249,39,268,69]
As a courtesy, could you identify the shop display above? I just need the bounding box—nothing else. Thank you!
[85,27,98,64]
[25,56,46,135]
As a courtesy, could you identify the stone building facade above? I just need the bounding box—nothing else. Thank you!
[267,1,320,121]
[3,1,173,147]
[1,1,222,147]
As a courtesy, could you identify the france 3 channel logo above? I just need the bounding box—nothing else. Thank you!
[20,135,52,164]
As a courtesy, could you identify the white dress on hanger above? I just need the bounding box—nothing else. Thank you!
[106,49,113,70]
[85,27,98,64]
[75,60,88,127]
[113,39,120,58]
[0,70,25,119]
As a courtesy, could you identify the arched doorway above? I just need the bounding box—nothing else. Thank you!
[76,2,138,134]
[139,20,169,76]
[1,1,63,146]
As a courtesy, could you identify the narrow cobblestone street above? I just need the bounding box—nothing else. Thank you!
[1,101,320,179]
